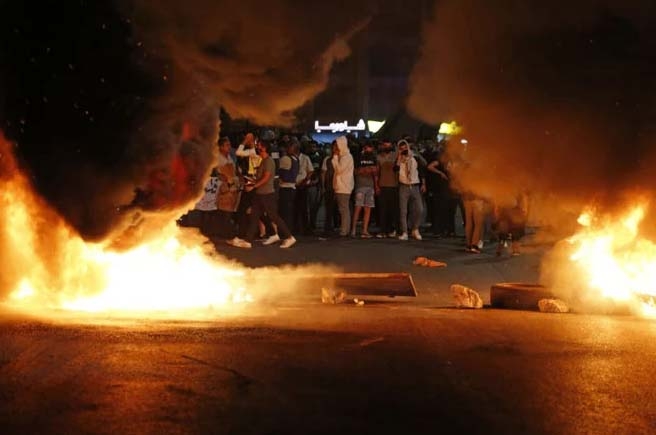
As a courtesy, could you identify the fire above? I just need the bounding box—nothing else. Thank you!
[1,136,251,319]
[566,202,656,317]
[8,226,252,316]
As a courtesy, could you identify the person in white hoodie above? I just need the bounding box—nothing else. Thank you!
[332,136,354,236]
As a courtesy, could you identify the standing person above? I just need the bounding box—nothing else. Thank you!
[234,132,260,238]
[320,140,338,237]
[351,142,378,238]
[227,141,296,249]
[277,142,299,233]
[395,139,425,241]
[294,141,315,235]
[463,192,485,253]
[426,145,450,237]
[235,132,260,178]
[376,140,398,238]
[493,192,529,256]
[216,136,240,239]
[307,140,324,232]
[332,135,354,237]
[193,166,220,237]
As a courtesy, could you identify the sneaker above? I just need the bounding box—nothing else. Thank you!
[398,232,409,241]
[388,231,397,238]
[477,240,484,249]
[376,233,386,239]
[361,232,373,239]
[411,229,422,241]
[470,246,481,254]
[280,236,297,248]
[262,234,281,245]
[227,237,252,249]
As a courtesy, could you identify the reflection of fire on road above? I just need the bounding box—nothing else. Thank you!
[544,200,656,317]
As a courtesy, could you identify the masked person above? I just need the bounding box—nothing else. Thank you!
[331,136,354,237]
[394,139,425,241]
[227,141,296,249]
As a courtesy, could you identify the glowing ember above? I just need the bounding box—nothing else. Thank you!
[566,203,656,317]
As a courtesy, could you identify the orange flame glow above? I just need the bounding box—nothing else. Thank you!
[566,202,656,317]
[0,135,252,319]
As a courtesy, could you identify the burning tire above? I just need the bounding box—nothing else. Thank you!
[490,283,554,310]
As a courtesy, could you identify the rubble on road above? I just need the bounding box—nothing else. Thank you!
[451,284,484,309]
[321,287,347,304]
[538,298,569,313]
[413,257,447,268]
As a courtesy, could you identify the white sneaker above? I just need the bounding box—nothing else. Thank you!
[280,237,297,248]
[477,240,484,249]
[388,231,397,238]
[411,229,422,241]
[227,237,252,249]
[398,232,408,241]
[262,234,281,245]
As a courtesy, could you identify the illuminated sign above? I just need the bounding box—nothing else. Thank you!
[439,121,463,135]
[315,119,366,133]
[367,120,386,134]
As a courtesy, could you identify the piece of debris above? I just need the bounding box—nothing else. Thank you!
[413,256,447,268]
[321,287,346,304]
[451,284,484,309]
[538,298,569,313]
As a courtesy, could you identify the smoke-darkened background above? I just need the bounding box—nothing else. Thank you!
[408,0,656,226]
[0,0,371,242]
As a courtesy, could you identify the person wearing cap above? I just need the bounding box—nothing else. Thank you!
[394,139,425,240]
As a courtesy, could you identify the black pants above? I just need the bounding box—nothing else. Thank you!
[307,185,321,230]
[278,187,296,231]
[247,193,292,242]
[378,186,399,234]
[294,187,309,234]
[215,210,235,239]
[238,189,274,238]
[323,189,338,233]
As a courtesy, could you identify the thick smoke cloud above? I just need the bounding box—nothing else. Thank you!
[0,0,370,242]
[408,0,656,227]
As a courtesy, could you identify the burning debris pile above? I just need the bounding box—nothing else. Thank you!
[542,201,656,317]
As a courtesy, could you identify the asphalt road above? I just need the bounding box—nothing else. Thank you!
[1,233,654,434]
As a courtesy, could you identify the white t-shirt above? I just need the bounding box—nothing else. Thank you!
[194,173,219,211]
[296,153,314,184]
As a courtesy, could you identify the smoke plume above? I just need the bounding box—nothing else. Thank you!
[408,0,656,226]
[0,0,370,243]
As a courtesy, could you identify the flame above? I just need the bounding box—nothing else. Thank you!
[0,135,252,319]
[566,202,656,317]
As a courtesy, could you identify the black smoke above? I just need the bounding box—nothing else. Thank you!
[0,0,372,243]
[408,0,656,226]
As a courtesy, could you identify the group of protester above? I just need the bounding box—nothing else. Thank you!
[183,131,529,255]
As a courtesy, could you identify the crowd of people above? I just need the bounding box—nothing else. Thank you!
[180,131,529,255]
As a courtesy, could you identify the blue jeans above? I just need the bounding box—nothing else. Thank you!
[399,184,423,233]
